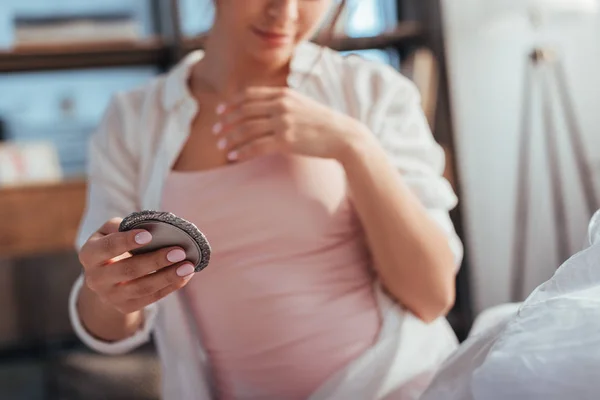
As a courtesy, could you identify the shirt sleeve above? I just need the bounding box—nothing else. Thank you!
[368,70,464,270]
[69,275,158,355]
[69,93,157,355]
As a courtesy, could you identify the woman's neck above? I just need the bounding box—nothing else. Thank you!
[191,28,291,98]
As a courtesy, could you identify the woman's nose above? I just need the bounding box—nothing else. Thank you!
[267,0,299,23]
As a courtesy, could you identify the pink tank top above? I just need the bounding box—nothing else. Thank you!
[161,154,381,400]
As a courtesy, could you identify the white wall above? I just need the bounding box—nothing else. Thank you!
[443,0,600,312]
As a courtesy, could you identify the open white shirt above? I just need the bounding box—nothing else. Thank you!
[69,41,463,400]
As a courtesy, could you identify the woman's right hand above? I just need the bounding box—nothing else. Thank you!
[78,218,196,315]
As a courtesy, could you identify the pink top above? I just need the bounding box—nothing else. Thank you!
[161,154,382,400]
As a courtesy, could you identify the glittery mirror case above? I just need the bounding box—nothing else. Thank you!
[119,210,211,273]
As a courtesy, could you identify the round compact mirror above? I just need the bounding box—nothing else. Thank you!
[119,210,211,273]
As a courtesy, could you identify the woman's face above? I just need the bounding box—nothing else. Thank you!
[214,0,333,64]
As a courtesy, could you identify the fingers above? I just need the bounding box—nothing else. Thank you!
[109,262,195,312]
[227,135,280,163]
[118,275,192,315]
[97,217,124,235]
[213,100,282,136]
[225,101,275,124]
[212,88,295,161]
[87,246,188,289]
[213,87,292,133]
[216,119,274,153]
[218,87,288,114]
[80,228,153,269]
[120,261,194,299]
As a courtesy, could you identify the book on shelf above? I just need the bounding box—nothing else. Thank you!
[0,141,63,187]
[12,12,142,48]
[5,111,93,180]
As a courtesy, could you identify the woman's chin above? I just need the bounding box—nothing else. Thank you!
[249,46,295,68]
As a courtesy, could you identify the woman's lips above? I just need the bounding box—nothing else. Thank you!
[251,27,293,46]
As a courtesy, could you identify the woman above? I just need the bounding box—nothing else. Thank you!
[70,1,463,399]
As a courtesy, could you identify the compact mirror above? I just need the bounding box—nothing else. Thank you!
[119,210,211,272]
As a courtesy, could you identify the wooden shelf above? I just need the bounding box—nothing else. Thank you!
[318,22,424,51]
[0,39,169,73]
[0,22,424,74]
[182,22,425,53]
[0,180,87,258]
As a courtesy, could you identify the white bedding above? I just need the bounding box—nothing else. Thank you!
[420,210,600,400]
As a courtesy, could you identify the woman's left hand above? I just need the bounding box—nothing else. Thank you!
[213,87,371,163]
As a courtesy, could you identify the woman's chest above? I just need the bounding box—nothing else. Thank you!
[172,102,229,172]
[161,154,360,255]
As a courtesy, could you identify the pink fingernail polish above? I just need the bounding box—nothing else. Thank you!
[227,151,239,161]
[212,123,222,134]
[216,104,226,114]
[217,138,227,149]
[135,231,152,245]
[167,249,186,263]
[176,263,195,277]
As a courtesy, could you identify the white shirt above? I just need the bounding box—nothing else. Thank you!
[69,41,463,400]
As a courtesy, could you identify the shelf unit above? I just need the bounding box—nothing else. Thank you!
[0,24,424,74]
[0,0,473,339]
[181,22,424,54]
[0,38,168,73]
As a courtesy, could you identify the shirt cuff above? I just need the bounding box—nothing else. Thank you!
[69,274,158,355]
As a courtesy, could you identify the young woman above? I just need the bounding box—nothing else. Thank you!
[70,1,463,399]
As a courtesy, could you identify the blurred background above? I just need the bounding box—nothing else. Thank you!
[0,0,598,399]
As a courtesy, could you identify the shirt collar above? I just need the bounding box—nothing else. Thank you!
[161,41,323,111]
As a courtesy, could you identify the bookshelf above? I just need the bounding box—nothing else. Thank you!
[0,38,168,73]
[0,24,424,74]
[0,0,473,339]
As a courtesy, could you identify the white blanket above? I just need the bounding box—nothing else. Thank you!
[421,210,600,400]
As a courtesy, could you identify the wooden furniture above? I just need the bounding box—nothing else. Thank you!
[0,0,472,345]
[0,39,167,73]
[0,180,86,258]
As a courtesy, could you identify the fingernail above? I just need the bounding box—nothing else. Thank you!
[217,138,227,150]
[212,123,222,134]
[135,231,152,245]
[227,151,238,161]
[216,104,226,114]
[167,249,186,263]
[176,263,195,277]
